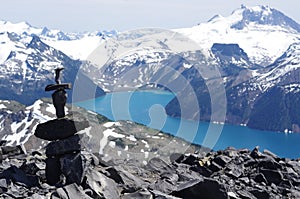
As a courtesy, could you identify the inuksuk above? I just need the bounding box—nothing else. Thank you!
[34,68,89,186]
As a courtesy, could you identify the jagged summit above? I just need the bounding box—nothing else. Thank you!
[207,14,223,23]
[230,5,300,32]
[178,5,300,66]
[0,20,88,41]
[206,5,300,32]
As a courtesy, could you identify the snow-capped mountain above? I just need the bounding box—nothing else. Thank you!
[70,5,300,132]
[0,20,116,60]
[86,5,300,91]
[176,5,300,66]
[79,28,208,92]
[0,21,106,104]
[1,5,300,133]
[249,42,300,92]
[237,42,300,131]
[166,39,300,132]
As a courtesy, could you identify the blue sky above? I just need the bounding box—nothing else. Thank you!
[1,0,299,32]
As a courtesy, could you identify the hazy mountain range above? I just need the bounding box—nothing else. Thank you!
[0,5,300,133]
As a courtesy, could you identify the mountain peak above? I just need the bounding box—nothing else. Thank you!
[207,14,223,23]
[269,42,300,69]
[0,20,45,39]
[0,20,33,32]
[230,5,300,32]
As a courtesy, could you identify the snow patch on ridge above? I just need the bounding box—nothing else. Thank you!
[42,35,104,60]
[1,100,57,146]
[27,100,54,122]
[99,128,125,154]
[0,104,6,109]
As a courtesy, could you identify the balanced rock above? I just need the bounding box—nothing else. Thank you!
[35,119,89,141]
[45,134,89,157]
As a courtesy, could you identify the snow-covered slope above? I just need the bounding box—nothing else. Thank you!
[43,35,104,60]
[0,99,198,163]
[0,21,41,36]
[245,42,300,93]
[0,22,106,104]
[176,5,300,66]
[41,30,116,60]
[0,99,55,148]
[0,20,116,60]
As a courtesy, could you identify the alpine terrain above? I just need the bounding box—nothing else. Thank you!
[0,99,300,198]
[83,5,300,133]
[0,4,300,198]
[0,5,300,132]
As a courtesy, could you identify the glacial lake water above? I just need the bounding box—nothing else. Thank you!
[75,90,300,159]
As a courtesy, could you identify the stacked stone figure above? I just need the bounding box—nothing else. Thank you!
[34,68,89,185]
[44,134,89,185]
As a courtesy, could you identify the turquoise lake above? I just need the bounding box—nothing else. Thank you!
[75,90,300,159]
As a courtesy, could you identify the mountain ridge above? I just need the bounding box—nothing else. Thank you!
[1,5,300,132]
[230,5,300,31]
[178,5,300,66]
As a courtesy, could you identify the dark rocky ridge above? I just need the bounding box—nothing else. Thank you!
[0,143,299,198]
[0,99,299,198]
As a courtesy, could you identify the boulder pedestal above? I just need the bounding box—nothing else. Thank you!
[44,134,90,186]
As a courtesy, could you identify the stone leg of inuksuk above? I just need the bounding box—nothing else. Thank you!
[45,133,90,185]
[35,119,90,186]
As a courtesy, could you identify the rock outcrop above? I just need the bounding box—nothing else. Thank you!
[0,99,299,198]
[0,143,299,198]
